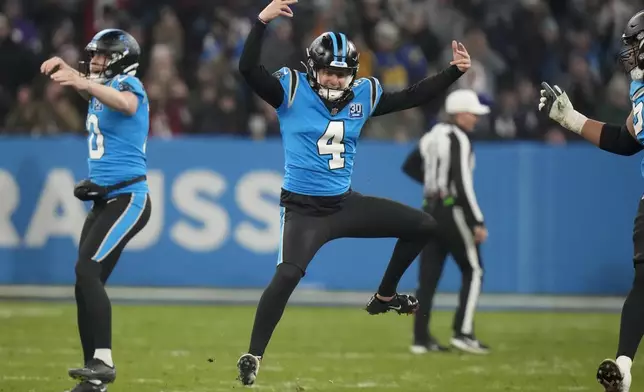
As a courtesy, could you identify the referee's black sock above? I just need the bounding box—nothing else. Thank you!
[616,263,644,360]
[248,263,302,358]
[75,259,113,363]
[75,284,95,365]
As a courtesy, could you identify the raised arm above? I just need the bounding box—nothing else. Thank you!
[239,0,298,109]
[372,41,469,117]
[539,82,643,156]
[373,65,463,116]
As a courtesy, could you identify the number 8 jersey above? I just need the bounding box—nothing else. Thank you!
[86,75,150,195]
[275,67,383,197]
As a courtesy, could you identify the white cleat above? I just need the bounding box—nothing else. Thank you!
[597,358,631,392]
[237,353,261,386]
[410,345,429,355]
[450,335,490,355]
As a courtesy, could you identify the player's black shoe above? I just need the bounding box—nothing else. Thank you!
[597,359,631,392]
[365,293,419,315]
[68,359,116,384]
[237,353,261,386]
[66,380,107,392]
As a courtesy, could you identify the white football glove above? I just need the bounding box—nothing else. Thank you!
[538,82,587,134]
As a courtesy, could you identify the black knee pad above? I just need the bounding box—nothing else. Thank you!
[75,258,102,282]
[275,262,304,286]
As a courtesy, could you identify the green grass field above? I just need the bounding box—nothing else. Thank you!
[0,301,639,391]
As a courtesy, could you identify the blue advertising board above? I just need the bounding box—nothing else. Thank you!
[0,136,640,295]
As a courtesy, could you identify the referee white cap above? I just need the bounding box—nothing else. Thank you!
[445,89,490,115]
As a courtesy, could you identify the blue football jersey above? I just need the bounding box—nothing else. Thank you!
[86,75,149,197]
[274,67,383,196]
[630,80,644,177]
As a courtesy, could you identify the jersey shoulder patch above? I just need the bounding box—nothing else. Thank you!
[352,77,382,116]
[113,75,145,97]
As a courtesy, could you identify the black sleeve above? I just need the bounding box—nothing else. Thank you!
[449,133,484,226]
[598,123,643,156]
[238,19,285,109]
[372,65,464,117]
[402,145,424,184]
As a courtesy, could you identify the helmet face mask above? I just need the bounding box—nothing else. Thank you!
[82,50,117,82]
[619,33,643,74]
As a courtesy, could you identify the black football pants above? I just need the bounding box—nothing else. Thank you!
[247,190,436,357]
[413,199,484,345]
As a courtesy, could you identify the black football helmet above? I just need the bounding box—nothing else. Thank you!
[305,32,359,102]
[80,29,141,83]
[620,10,644,77]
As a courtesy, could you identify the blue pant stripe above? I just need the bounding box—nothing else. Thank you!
[93,193,147,262]
[276,207,285,265]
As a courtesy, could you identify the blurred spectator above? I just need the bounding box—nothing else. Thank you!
[3,0,40,54]
[596,73,632,124]
[260,18,298,73]
[36,81,84,135]
[145,43,189,137]
[152,6,184,61]
[4,85,40,134]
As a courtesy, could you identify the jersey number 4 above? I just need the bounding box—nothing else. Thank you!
[318,121,345,170]
[86,114,105,159]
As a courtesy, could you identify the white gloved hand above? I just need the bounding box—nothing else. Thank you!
[538,82,588,134]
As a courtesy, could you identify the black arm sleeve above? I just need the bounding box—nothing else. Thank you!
[402,145,424,184]
[372,65,464,117]
[238,19,285,109]
[598,123,643,156]
[449,133,484,226]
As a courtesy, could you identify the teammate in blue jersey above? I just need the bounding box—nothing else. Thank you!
[235,0,470,385]
[40,29,151,392]
[539,10,644,392]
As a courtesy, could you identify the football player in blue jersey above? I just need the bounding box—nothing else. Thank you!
[539,10,644,392]
[235,0,470,385]
[41,29,151,392]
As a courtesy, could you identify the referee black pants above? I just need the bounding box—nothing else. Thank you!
[413,198,484,345]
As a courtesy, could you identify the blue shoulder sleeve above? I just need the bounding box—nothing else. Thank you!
[353,77,383,117]
[273,67,300,112]
[111,75,145,99]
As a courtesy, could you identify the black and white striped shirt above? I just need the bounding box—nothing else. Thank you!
[403,123,484,226]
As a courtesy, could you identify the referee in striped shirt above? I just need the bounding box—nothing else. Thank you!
[402,89,490,355]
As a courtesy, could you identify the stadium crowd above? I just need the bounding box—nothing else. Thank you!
[0,0,641,143]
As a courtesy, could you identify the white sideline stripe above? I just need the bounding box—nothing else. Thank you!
[0,285,626,311]
[2,375,51,381]
[132,378,164,384]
